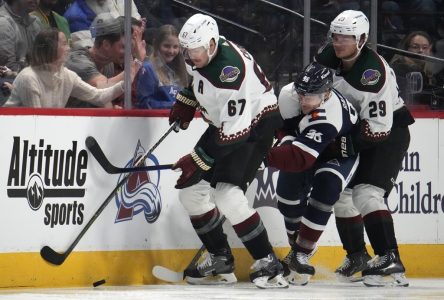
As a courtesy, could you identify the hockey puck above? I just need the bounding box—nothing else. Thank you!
[93,279,106,287]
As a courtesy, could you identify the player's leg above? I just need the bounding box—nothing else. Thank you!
[211,129,288,288]
[351,126,410,287]
[178,179,237,285]
[289,156,359,285]
[333,189,371,282]
[275,170,313,285]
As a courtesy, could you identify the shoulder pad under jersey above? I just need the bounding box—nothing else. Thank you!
[195,38,246,90]
[341,47,386,94]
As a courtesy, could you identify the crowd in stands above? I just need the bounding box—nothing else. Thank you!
[0,0,443,109]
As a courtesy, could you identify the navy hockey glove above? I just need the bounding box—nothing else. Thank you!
[319,135,356,161]
[172,147,214,189]
[169,90,198,130]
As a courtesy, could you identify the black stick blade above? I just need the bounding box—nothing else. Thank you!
[40,246,67,265]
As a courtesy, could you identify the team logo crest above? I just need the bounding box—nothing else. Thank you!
[309,109,326,121]
[250,167,279,209]
[219,66,240,82]
[114,140,162,223]
[360,69,381,85]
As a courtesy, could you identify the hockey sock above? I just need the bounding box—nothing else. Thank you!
[363,210,398,256]
[335,215,366,255]
[190,208,230,254]
[295,198,333,254]
[233,212,272,259]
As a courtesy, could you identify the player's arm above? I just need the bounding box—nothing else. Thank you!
[168,83,198,130]
[267,122,339,172]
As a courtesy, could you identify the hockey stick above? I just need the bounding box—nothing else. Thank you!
[85,136,173,174]
[152,216,227,283]
[40,122,178,265]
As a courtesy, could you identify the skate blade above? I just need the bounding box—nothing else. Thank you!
[363,273,409,287]
[186,273,237,285]
[253,274,289,289]
[335,273,363,283]
[285,270,311,286]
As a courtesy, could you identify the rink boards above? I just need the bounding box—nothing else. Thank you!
[0,108,443,288]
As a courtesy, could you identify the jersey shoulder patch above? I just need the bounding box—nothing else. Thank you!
[196,38,245,90]
[343,47,386,93]
[314,43,341,69]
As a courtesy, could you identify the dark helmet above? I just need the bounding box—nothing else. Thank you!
[294,62,333,95]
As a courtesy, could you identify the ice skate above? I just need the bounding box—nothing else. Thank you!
[184,249,237,285]
[362,250,409,287]
[286,251,315,285]
[282,246,317,285]
[335,249,371,283]
[250,253,289,289]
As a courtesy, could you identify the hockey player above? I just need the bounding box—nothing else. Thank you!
[266,62,360,285]
[315,10,414,287]
[168,13,287,289]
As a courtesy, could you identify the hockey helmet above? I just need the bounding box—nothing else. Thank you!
[294,62,333,96]
[179,13,219,50]
[329,10,369,44]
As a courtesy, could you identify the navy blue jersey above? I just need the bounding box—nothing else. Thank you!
[278,83,358,165]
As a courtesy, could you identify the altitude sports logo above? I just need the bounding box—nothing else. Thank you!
[7,137,86,228]
[114,140,162,223]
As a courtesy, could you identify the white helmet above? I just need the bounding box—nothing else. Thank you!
[179,13,219,50]
[329,10,369,45]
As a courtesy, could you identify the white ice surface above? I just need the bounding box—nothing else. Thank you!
[0,279,443,300]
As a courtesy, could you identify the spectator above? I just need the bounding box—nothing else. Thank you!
[134,24,188,109]
[64,0,140,33]
[0,0,43,73]
[31,0,71,40]
[64,13,145,107]
[6,29,125,107]
[390,31,435,104]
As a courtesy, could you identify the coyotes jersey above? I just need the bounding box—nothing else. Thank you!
[185,37,279,146]
[278,82,358,171]
[315,44,405,142]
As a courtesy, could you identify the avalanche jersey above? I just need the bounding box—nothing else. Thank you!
[278,83,358,168]
[315,44,405,141]
[185,37,279,145]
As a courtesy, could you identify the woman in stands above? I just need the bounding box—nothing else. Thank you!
[6,28,136,108]
[134,24,188,109]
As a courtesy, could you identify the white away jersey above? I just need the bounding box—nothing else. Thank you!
[185,37,278,144]
[315,44,405,140]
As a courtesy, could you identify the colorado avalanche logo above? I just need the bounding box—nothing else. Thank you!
[360,69,381,86]
[114,140,162,223]
[219,66,240,82]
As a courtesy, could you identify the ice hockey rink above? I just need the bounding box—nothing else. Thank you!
[0,279,443,300]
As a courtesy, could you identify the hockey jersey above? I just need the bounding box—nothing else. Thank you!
[315,44,406,142]
[184,37,279,147]
[274,82,358,172]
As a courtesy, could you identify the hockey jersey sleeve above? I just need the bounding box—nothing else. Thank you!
[267,112,339,172]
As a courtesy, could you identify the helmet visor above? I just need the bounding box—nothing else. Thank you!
[328,32,357,45]
[298,93,323,100]
[183,46,207,59]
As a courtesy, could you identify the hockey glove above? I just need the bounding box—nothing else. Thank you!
[169,89,198,130]
[172,147,214,189]
[319,134,356,161]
